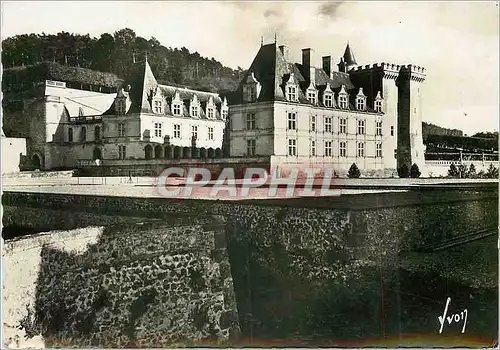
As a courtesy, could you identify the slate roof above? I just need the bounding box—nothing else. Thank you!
[230,43,371,110]
[103,58,226,120]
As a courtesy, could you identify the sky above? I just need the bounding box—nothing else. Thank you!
[1,1,499,135]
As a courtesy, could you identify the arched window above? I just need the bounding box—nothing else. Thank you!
[95,126,101,140]
[80,127,87,142]
[144,145,153,160]
[93,147,102,160]
[68,128,73,142]
[154,145,163,159]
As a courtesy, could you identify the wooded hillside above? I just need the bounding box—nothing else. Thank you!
[1,28,244,94]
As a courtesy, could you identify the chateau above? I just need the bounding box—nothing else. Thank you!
[228,41,427,176]
[6,38,496,178]
[2,59,228,172]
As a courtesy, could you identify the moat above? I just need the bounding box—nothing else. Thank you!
[2,185,498,348]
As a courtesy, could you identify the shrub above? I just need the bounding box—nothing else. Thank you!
[448,163,459,178]
[410,163,421,178]
[348,163,360,178]
[398,164,410,178]
[486,163,499,179]
[458,164,467,178]
[468,164,476,178]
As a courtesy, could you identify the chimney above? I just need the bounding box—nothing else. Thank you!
[302,48,313,82]
[322,56,331,77]
[279,45,289,61]
[309,67,316,86]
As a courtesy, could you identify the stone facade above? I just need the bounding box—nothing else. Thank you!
[2,61,228,171]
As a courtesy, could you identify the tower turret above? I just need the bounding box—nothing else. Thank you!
[338,43,358,72]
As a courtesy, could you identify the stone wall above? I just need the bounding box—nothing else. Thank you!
[3,188,498,346]
[3,220,239,348]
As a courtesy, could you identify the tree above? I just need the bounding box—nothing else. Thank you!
[348,163,360,178]
[486,163,499,179]
[468,164,476,178]
[398,164,410,178]
[448,163,459,178]
[410,163,421,178]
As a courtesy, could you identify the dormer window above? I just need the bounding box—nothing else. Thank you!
[324,93,333,107]
[356,88,366,111]
[116,99,126,115]
[307,90,317,104]
[153,100,163,114]
[339,95,348,109]
[243,84,258,102]
[250,85,257,101]
[374,91,383,113]
[338,85,349,109]
[172,91,183,116]
[191,105,198,117]
[222,109,228,120]
[243,72,261,103]
[207,107,214,119]
[356,98,365,110]
[287,85,297,101]
[173,103,181,116]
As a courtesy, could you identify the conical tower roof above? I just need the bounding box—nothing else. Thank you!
[343,43,357,66]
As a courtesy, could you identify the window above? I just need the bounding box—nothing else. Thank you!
[324,117,332,133]
[207,107,214,119]
[154,123,163,137]
[357,142,365,157]
[173,103,181,116]
[68,128,73,142]
[324,93,333,107]
[311,115,316,132]
[287,85,297,101]
[95,126,101,140]
[311,140,316,156]
[339,95,348,109]
[173,124,181,138]
[246,113,256,130]
[339,141,346,157]
[288,139,297,156]
[391,126,394,136]
[247,139,256,156]
[191,106,198,117]
[222,109,228,120]
[118,123,126,137]
[339,118,347,134]
[376,143,383,157]
[116,99,126,114]
[357,120,365,135]
[375,100,382,112]
[287,112,296,130]
[356,98,365,110]
[208,127,214,140]
[154,100,163,114]
[80,127,87,142]
[325,141,332,157]
[250,85,257,101]
[307,91,317,104]
[118,145,126,160]
[376,121,383,136]
[191,125,198,139]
